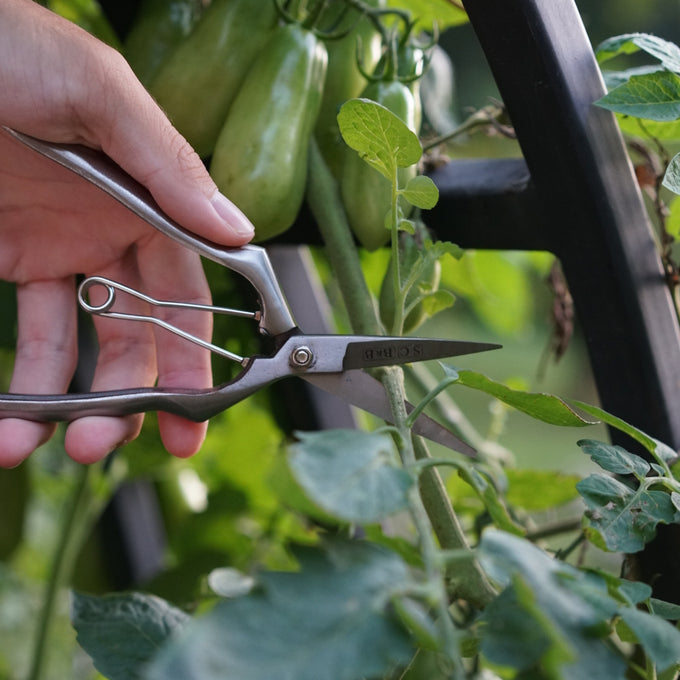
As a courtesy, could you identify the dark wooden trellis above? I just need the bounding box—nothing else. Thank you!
[96,0,680,601]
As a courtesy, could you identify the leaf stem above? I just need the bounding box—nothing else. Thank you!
[404,374,460,431]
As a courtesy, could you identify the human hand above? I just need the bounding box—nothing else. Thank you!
[0,0,254,467]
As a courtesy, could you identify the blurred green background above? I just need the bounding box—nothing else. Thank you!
[1,1,677,678]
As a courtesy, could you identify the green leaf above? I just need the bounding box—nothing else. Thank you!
[504,469,581,511]
[480,578,566,671]
[338,98,423,181]
[398,217,416,234]
[615,579,653,606]
[570,401,678,465]
[478,530,627,679]
[602,65,665,90]
[576,473,678,552]
[400,175,439,209]
[577,439,651,480]
[650,598,680,620]
[391,596,440,651]
[146,540,415,680]
[457,466,525,536]
[385,0,468,31]
[71,591,189,680]
[439,251,538,336]
[287,430,413,524]
[663,152,680,194]
[420,289,456,316]
[615,112,680,140]
[666,196,680,239]
[596,33,680,72]
[451,369,596,427]
[596,71,680,122]
[620,607,680,671]
[425,239,464,261]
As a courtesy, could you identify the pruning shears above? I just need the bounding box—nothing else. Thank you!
[0,128,500,456]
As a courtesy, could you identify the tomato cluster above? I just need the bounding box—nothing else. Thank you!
[126,1,428,241]
[124,0,441,332]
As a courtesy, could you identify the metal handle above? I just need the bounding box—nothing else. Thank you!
[2,127,297,336]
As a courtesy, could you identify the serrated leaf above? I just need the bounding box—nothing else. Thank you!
[451,369,596,427]
[620,607,680,671]
[570,401,678,465]
[146,540,415,680]
[596,71,680,121]
[338,99,423,181]
[576,473,677,553]
[425,239,464,260]
[71,591,189,680]
[663,152,680,194]
[577,439,651,479]
[602,65,665,90]
[478,530,627,679]
[596,33,680,72]
[400,175,439,209]
[287,430,413,524]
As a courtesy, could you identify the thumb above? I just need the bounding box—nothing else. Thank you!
[94,60,254,246]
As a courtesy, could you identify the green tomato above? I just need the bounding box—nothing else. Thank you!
[149,0,278,158]
[124,0,205,86]
[210,22,328,241]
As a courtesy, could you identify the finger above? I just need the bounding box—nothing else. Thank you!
[65,259,157,464]
[1,2,253,246]
[139,236,212,458]
[85,59,255,246]
[0,278,77,468]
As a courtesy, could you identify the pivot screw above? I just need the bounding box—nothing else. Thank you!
[290,345,314,368]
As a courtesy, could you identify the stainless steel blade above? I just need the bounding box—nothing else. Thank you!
[342,339,501,370]
[301,371,477,457]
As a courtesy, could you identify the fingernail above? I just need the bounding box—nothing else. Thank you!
[211,192,255,239]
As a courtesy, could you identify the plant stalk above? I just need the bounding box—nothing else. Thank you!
[307,138,495,669]
[28,460,121,680]
[306,139,381,336]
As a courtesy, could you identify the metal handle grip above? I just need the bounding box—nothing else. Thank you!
[2,127,296,336]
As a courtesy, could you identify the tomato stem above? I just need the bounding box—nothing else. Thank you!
[306,136,496,626]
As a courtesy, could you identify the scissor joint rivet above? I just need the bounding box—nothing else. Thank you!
[290,345,314,369]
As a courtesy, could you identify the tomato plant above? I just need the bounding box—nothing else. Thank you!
[3,2,680,680]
